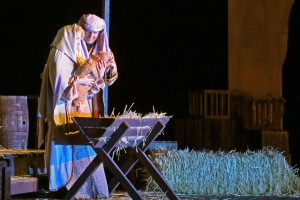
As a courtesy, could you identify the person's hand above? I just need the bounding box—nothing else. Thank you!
[94,60,106,78]
[95,77,105,89]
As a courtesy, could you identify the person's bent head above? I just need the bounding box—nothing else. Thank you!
[78,14,105,45]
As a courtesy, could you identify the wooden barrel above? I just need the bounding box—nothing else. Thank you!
[0,96,29,149]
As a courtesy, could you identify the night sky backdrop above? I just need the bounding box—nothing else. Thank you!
[0,0,228,139]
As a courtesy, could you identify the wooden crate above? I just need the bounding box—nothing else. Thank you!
[251,98,285,130]
[261,130,289,154]
[0,159,10,200]
[0,149,45,176]
[0,150,47,197]
[237,129,291,164]
[189,90,230,119]
[189,91,203,118]
[175,118,235,151]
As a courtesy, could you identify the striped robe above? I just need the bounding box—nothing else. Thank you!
[37,24,109,198]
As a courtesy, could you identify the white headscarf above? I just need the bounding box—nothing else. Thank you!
[50,24,79,107]
[77,14,110,57]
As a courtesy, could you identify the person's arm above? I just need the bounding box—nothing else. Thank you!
[61,74,106,106]
[60,76,79,101]
[105,49,118,86]
[88,61,106,95]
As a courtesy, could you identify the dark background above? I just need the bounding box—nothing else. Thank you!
[282,1,300,168]
[2,0,300,168]
[0,0,228,140]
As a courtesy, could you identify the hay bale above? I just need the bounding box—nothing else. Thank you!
[146,148,300,196]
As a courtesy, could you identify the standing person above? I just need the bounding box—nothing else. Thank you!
[38,24,110,199]
[77,13,118,117]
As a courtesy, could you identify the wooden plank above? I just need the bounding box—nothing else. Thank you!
[203,119,213,149]
[175,119,185,149]
[73,117,169,129]
[211,119,221,150]
[0,159,10,200]
[194,119,204,150]
[220,119,231,150]
[185,119,195,149]
[229,119,236,149]
[261,130,289,153]
[101,0,110,115]
[213,119,232,150]
[67,117,169,146]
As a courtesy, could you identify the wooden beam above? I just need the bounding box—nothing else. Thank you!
[101,0,110,115]
[101,0,110,36]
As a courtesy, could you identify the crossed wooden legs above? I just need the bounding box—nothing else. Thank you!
[64,121,179,200]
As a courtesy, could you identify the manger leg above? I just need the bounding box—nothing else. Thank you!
[65,122,129,199]
[64,156,103,199]
[108,121,165,193]
[134,147,179,200]
[97,148,144,200]
[108,157,139,194]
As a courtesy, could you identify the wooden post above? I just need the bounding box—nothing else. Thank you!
[101,0,110,115]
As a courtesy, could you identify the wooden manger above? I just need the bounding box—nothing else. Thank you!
[64,116,179,200]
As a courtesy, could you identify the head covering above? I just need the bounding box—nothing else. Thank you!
[38,24,78,147]
[77,14,105,32]
[77,14,110,57]
[51,24,78,62]
[48,24,82,111]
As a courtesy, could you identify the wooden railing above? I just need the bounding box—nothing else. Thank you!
[189,90,230,119]
[251,97,285,130]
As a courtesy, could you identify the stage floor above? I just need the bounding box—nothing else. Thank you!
[10,191,300,200]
